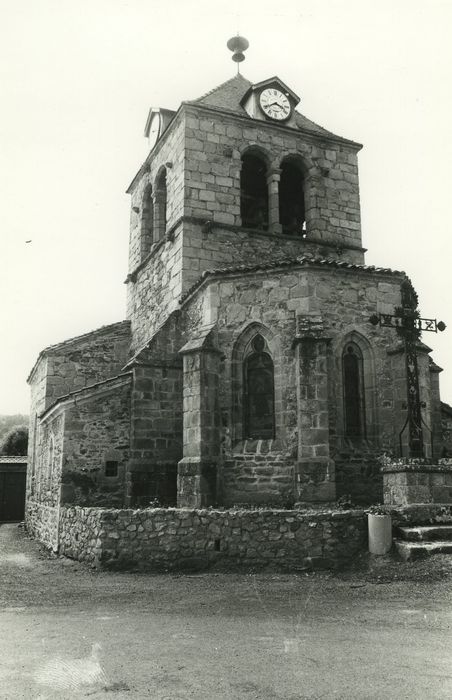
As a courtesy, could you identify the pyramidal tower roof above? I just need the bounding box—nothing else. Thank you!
[190,74,252,114]
[188,73,357,145]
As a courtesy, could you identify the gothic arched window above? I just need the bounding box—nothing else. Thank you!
[141,185,153,259]
[342,343,366,438]
[244,335,275,439]
[279,160,305,235]
[154,169,167,240]
[240,153,269,230]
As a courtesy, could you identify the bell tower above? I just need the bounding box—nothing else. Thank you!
[125,37,364,351]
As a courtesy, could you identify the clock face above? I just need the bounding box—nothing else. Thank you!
[259,88,291,121]
[148,112,161,149]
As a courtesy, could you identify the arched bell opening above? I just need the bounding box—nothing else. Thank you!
[279,159,306,236]
[154,168,167,240]
[140,184,154,259]
[240,153,269,231]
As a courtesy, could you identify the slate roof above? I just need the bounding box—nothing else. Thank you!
[0,456,27,463]
[27,320,131,383]
[39,373,133,421]
[128,73,360,192]
[179,255,405,304]
[190,74,252,115]
[189,73,358,145]
[442,401,452,417]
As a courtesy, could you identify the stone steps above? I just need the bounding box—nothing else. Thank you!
[395,540,452,561]
[394,524,452,561]
[398,525,452,541]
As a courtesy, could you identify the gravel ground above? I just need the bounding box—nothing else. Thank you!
[0,522,451,699]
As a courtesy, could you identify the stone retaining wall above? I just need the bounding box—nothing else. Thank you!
[384,503,452,527]
[58,506,367,571]
[26,501,60,552]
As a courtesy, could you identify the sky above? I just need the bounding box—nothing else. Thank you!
[0,0,451,414]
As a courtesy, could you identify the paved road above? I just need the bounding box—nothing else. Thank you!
[0,522,451,699]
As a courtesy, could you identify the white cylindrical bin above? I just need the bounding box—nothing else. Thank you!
[368,513,392,555]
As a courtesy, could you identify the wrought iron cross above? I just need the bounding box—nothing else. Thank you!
[369,279,446,458]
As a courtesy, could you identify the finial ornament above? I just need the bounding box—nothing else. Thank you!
[227,35,249,72]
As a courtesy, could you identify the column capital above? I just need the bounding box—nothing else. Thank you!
[266,168,282,183]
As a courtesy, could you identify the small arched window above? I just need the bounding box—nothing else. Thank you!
[342,343,366,438]
[141,185,153,259]
[240,153,268,230]
[154,169,167,240]
[244,334,275,439]
[279,160,305,235]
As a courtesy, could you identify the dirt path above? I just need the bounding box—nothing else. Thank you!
[0,522,451,699]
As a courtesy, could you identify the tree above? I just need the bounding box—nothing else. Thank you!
[0,425,28,456]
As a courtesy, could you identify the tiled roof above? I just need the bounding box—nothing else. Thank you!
[0,456,27,463]
[179,255,405,304]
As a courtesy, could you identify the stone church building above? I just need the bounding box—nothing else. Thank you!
[26,70,443,544]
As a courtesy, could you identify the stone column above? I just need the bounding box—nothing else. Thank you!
[267,169,282,234]
[177,346,222,508]
[293,328,335,503]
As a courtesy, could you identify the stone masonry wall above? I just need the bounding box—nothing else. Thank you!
[129,365,182,507]
[31,412,64,506]
[181,221,365,300]
[128,113,185,273]
[58,506,367,571]
[26,501,60,552]
[180,263,437,505]
[61,381,132,507]
[126,102,364,352]
[382,460,452,505]
[222,441,295,507]
[128,314,183,506]
[126,227,184,351]
[126,112,186,350]
[26,355,49,502]
[182,104,362,264]
[26,322,131,520]
[43,321,131,409]
[25,410,64,551]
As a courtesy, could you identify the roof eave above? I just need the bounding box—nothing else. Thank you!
[246,76,301,104]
